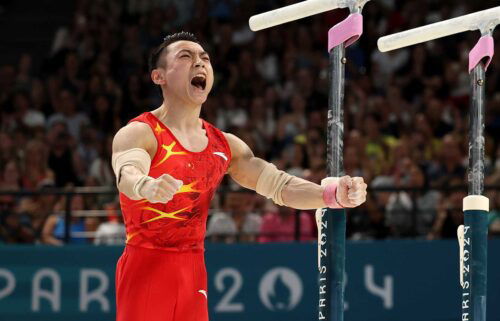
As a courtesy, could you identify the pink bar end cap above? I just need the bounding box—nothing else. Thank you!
[469,35,494,73]
[328,13,363,52]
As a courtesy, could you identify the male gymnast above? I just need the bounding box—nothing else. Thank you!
[112,32,367,321]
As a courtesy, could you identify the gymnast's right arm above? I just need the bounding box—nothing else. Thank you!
[111,122,183,203]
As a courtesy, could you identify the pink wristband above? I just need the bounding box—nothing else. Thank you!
[322,183,343,209]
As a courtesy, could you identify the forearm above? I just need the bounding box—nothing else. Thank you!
[225,132,366,210]
[44,236,63,246]
[117,165,149,200]
[41,228,63,246]
[117,165,183,203]
[281,177,326,210]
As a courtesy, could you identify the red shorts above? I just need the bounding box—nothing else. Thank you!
[115,245,208,321]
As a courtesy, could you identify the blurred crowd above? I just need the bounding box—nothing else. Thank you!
[0,0,499,245]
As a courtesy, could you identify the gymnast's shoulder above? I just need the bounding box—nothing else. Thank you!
[112,122,156,155]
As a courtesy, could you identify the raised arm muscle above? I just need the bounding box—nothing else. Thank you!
[224,133,267,190]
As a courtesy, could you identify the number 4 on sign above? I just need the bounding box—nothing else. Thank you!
[364,265,393,309]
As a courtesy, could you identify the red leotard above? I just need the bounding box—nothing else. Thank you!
[115,112,231,321]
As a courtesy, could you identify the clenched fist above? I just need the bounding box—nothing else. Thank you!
[322,175,367,208]
[139,174,183,203]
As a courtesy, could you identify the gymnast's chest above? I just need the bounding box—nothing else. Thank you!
[149,142,229,190]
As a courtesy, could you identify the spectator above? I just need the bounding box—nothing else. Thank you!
[0,162,20,226]
[428,134,467,186]
[94,203,126,245]
[41,195,87,245]
[0,0,499,243]
[47,89,89,140]
[348,194,390,240]
[206,191,261,243]
[427,179,465,239]
[87,136,114,187]
[48,131,80,187]
[259,202,316,243]
[0,211,35,244]
[0,132,16,167]
[31,183,59,241]
[410,163,441,236]
[22,140,54,190]
[12,91,46,129]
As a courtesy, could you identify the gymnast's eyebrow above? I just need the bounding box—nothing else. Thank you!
[176,49,209,57]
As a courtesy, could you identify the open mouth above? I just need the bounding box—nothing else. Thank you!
[191,75,206,90]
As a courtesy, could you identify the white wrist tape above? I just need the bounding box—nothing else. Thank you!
[256,163,293,206]
[112,148,152,199]
[132,175,154,199]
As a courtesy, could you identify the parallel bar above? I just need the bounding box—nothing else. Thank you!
[378,6,500,52]
[327,46,345,178]
[249,0,342,31]
[462,64,488,321]
[320,43,346,321]
[468,66,486,196]
[378,8,495,321]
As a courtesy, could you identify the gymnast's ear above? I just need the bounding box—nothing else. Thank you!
[151,69,166,85]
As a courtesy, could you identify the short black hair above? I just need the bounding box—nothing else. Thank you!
[148,31,200,72]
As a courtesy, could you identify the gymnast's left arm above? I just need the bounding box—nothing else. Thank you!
[224,133,367,210]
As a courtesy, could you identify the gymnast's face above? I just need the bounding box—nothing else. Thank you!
[152,40,214,106]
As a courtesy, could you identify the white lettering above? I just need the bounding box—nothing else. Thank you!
[32,268,61,312]
[320,285,326,294]
[319,311,326,320]
[0,269,15,300]
[462,312,469,321]
[319,298,326,307]
[320,234,327,246]
[462,299,469,309]
[215,268,244,312]
[79,269,110,312]
[364,265,393,309]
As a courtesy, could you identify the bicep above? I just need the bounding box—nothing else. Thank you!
[111,122,157,183]
[225,133,267,190]
[229,155,268,190]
